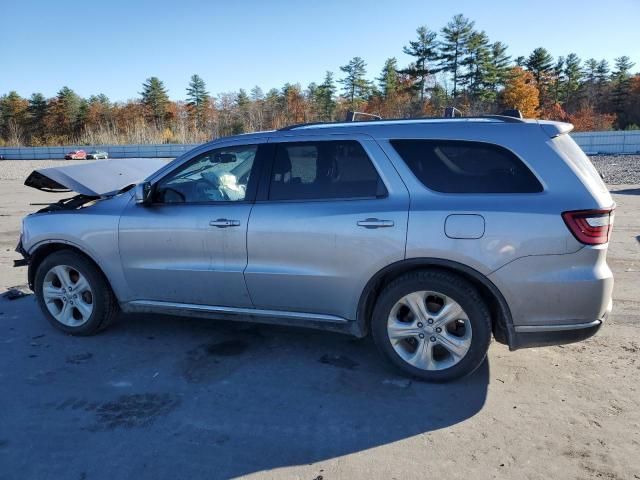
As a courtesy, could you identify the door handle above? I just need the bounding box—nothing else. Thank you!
[357,218,394,229]
[209,219,240,228]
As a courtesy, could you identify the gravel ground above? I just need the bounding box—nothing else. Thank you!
[590,154,640,184]
[0,155,639,184]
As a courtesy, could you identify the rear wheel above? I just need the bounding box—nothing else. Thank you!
[35,250,118,335]
[371,270,491,382]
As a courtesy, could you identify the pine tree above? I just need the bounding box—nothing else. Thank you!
[460,30,491,98]
[611,56,635,127]
[140,77,170,126]
[315,71,337,121]
[50,86,82,138]
[339,57,370,107]
[186,74,209,127]
[551,56,565,104]
[27,92,48,141]
[525,47,554,105]
[440,14,474,99]
[378,58,401,98]
[563,53,582,105]
[250,86,264,101]
[484,41,511,99]
[402,27,440,102]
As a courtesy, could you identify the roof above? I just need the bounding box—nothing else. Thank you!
[211,116,574,143]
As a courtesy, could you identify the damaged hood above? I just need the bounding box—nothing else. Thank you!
[24,158,169,196]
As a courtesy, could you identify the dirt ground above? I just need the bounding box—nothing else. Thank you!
[0,163,638,480]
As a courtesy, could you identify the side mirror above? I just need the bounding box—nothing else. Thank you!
[134,182,153,204]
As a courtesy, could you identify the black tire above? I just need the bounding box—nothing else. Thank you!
[34,250,119,335]
[371,269,491,382]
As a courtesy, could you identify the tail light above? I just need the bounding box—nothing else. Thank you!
[562,208,614,245]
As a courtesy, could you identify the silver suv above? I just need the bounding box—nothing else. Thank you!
[17,116,615,381]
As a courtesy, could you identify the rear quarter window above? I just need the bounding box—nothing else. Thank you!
[390,139,543,193]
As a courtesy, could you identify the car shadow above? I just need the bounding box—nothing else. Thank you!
[116,314,490,478]
[1,306,489,479]
[610,187,640,196]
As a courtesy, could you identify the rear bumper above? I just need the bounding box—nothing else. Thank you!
[509,318,603,350]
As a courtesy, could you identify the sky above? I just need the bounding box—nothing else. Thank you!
[2,0,640,102]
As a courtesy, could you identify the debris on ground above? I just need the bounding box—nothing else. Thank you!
[318,354,359,370]
[2,288,29,300]
[382,378,412,388]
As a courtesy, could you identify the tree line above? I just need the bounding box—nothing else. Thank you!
[1,13,639,147]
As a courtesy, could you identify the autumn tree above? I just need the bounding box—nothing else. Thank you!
[141,77,170,126]
[402,26,440,102]
[569,105,616,131]
[47,86,82,140]
[500,67,539,118]
[440,14,475,98]
[0,91,28,145]
[339,57,370,107]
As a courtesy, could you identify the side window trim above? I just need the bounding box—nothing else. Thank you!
[150,143,268,205]
[258,139,388,203]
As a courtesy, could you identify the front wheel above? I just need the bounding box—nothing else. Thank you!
[35,250,118,335]
[371,270,491,382]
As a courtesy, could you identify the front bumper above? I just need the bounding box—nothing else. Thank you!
[14,235,29,267]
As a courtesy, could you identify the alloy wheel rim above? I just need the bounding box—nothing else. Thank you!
[42,265,94,326]
[387,291,472,371]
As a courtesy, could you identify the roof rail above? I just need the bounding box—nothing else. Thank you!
[277,121,326,131]
[277,114,526,131]
[479,114,526,123]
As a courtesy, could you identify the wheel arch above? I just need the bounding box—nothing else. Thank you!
[27,241,118,300]
[356,258,514,345]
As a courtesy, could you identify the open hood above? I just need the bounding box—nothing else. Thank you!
[24,158,169,197]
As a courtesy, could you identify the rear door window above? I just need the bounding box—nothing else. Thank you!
[268,140,386,201]
[390,139,542,193]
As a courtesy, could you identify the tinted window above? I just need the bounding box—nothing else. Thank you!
[155,145,257,203]
[269,140,385,200]
[390,140,542,193]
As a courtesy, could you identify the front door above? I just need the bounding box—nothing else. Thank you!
[118,142,266,307]
[245,135,410,320]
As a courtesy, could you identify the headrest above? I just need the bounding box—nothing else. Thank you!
[273,147,292,175]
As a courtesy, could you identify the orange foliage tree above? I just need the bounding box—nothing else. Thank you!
[499,67,540,118]
[568,106,616,131]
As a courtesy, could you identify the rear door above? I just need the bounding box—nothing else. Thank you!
[244,133,410,320]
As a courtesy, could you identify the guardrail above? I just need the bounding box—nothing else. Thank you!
[571,130,640,154]
[0,130,639,159]
[0,143,199,160]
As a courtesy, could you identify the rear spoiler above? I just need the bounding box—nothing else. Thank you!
[538,121,574,138]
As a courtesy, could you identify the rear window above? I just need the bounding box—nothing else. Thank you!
[390,139,543,193]
[269,140,385,201]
